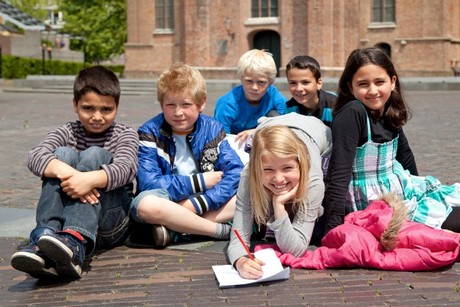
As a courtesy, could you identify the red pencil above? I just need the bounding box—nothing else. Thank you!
[233,229,255,261]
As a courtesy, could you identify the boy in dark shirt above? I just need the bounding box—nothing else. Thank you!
[285,55,336,127]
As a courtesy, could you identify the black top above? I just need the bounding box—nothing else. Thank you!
[323,100,418,232]
[285,89,336,127]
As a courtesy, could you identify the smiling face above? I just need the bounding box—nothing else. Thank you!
[350,63,396,114]
[261,153,300,196]
[287,68,322,111]
[73,91,117,136]
[161,92,206,134]
[241,71,270,105]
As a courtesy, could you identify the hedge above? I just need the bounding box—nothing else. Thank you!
[0,55,124,79]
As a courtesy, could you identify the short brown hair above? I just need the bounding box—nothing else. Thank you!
[73,66,120,106]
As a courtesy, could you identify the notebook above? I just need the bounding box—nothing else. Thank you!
[212,248,290,288]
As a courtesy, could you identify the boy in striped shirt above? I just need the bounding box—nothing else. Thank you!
[11,66,139,280]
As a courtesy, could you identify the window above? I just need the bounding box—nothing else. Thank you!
[252,0,278,18]
[372,0,395,23]
[156,0,174,30]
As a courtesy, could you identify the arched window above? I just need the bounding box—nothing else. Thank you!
[375,43,392,58]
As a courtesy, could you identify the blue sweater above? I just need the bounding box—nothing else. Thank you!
[214,84,286,134]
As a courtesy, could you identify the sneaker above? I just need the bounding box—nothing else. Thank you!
[37,232,86,279]
[10,243,58,279]
[151,225,172,248]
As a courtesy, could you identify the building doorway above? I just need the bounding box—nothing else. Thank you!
[253,30,281,76]
[375,42,392,58]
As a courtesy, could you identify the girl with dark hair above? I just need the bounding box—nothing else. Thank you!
[324,47,460,234]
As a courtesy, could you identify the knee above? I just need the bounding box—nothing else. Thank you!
[54,146,78,165]
[81,146,111,161]
[79,147,112,170]
[136,195,166,222]
[130,189,171,223]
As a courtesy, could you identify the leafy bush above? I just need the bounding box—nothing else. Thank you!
[0,55,124,79]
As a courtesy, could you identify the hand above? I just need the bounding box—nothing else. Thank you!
[235,256,265,279]
[272,183,299,220]
[272,183,299,207]
[58,172,99,200]
[235,129,255,148]
[203,171,223,189]
[79,189,100,205]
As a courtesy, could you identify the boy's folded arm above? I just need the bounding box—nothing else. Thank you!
[58,169,108,197]
[138,168,202,201]
[42,158,77,179]
[187,136,245,214]
[27,125,72,177]
[102,128,139,191]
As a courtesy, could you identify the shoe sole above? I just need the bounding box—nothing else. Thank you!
[38,236,82,279]
[11,251,58,279]
[152,225,170,247]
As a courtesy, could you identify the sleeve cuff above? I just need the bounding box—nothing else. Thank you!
[190,194,210,215]
[191,173,206,193]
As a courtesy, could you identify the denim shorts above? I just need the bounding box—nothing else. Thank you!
[129,189,171,223]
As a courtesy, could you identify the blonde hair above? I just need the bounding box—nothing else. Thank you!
[249,125,311,225]
[157,62,207,107]
[237,49,277,84]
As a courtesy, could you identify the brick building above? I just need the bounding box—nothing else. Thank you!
[124,0,460,79]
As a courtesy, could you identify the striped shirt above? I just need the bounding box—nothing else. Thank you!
[27,121,139,192]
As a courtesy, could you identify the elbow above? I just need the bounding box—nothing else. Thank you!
[287,245,309,258]
[279,239,310,258]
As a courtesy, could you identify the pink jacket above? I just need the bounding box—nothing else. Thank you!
[256,199,460,271]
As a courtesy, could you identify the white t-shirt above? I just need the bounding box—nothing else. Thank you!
[173,133,198,176]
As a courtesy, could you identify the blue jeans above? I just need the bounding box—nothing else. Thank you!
[34,146,132,254]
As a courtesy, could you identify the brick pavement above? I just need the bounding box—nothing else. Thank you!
[1,88,460,305]
[2,237,460,306]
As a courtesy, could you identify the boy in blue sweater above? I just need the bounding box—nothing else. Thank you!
[214,49,286,148]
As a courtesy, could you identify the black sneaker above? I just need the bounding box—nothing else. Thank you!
[10,243,58,279]
[38,233,86,279]
[151,225,172,248]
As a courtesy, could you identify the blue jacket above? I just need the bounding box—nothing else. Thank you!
[136,113,244,215]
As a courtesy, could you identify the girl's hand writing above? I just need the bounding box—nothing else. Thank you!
[235,256,265,279]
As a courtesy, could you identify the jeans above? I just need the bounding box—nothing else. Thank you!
[34,146,132,254]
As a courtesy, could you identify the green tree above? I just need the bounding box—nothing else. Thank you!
[59,0,126,63]
[5,0,54,21]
